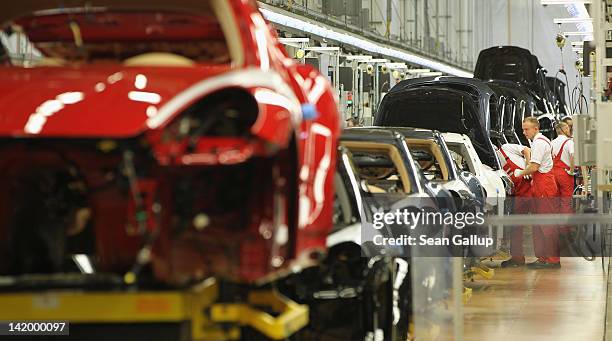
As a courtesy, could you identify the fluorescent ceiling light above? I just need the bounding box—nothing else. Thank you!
[553,18,593,24]
[406,69,431,74]
[541,0,591,4]
[345,55,372,60]
[278,37,310,43]
[385,63,407,69]
[421,72,444,77]
[564,3,593,41]
[278,37,309,49]
[563,31,594,36]
[259,6,472,77]
[305,46,340,52]
[367,59,389,63]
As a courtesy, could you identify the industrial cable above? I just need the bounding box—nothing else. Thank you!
[571,92,589,115]
[552,36,572,115]
[557,69,572,114]
[601,222,607,273]
[604,255,610,341]
[581,95,589,114]
[553,70,562,114]
[604,189,612,274]
[603,195,612,341]
[570,85,578,114]
[560,227,596,261]
[121,149,163,286]
[570,82,586,115]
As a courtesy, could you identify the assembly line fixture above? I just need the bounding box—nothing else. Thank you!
[305,46,342,112]
[367,58,389,116]
[344,55,372,122]
[277,37,309,64]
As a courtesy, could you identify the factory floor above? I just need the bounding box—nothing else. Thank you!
[463,258,607,341]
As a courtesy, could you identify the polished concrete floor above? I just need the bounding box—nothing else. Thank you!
[463,258,607,341]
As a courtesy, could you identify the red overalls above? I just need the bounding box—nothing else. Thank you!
[552,139,574,234]
[500,148,530,261]
[500,148,531,197]
[530,137,560,264]
[552,138,574,197]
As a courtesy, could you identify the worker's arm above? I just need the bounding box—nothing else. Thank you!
[516,162,540,177]
[522,147,531,166]
[567,153,575,176]
[567,141,575,175]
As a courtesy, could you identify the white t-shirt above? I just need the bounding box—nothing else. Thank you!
[498,144,528,169]
[552,135,574,167]
[530,133,553,173]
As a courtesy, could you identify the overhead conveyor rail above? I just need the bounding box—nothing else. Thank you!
[258,2,473,77]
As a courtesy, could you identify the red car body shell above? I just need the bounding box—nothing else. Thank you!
[0,0,340,283]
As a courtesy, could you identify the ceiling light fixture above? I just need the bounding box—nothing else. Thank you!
[541,0,591,4]
[259,7,472,77]
[553,18,593,24]
[563,31,594,36]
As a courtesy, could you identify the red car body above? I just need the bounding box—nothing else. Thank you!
[0,1,340,284]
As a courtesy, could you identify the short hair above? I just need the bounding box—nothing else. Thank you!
[555,122,568,134]
[523,116,540,128]
[562,116,573,123]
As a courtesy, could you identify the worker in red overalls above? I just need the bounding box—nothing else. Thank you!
[497,144,531,267]
[552,122,574,233]
[515,117,560,269]
[552,122,574,197]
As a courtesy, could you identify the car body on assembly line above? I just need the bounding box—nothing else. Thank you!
[0,0,341,289]
[389,127,486,213]
[441,132,512,210]
[374,76,503,174]
[340,127,455,216]
[474,46,556,116]
[484,79,536,146]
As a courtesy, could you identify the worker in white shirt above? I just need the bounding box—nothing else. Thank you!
[515,117,560,269]
[552,122,574,233]
[497,144,531,267]
[552,122,574,195]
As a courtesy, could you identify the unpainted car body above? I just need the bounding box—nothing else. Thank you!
[546,76,569,115]
[474,46,556,116]
[375,76,502,173]
[485,79,536,146]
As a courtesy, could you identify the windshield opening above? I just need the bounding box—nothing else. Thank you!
[2,6,234,67]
